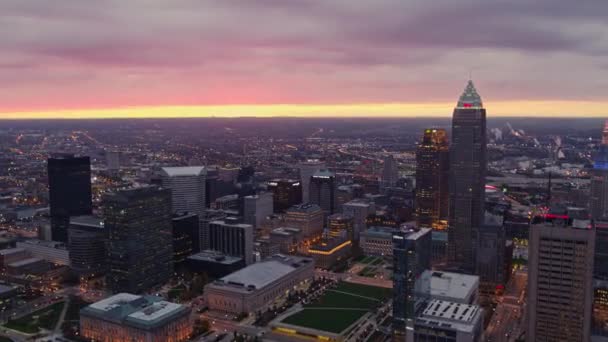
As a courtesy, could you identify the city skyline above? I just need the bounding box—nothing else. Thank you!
[2,1,608,119]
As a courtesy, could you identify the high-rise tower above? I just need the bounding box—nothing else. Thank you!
[415,128,449,230]
[447,80,487,272]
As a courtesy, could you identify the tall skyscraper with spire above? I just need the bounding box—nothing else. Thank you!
[591,120,608,220]
[447,80,487,273]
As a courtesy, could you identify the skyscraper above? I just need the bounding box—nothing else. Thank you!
[447,81,487,272]
[415,128,449,230]
[343,199,376,242]
[591,120,608,220]
[243,192,273,228]
[527,221,595,342]
[267,179,302,213]
[381,155,399,188]
[309,169,337,215]
[476,212,507,301]
[392,227,432,338]
[48,155,93,243]
[104,186,173,294]
[299,159,325,203]
[68,215,107,278]
[161,166,206,216]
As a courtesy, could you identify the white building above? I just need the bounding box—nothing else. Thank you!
[161,166,206,216]
[243,192,273,228]
[415,270,480,305]
[208,219,254,265]
[16,239,70,266]
[413,299,484,342]
[204,255,314,314]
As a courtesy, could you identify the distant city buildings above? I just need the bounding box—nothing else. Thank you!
[48,155,93,242]
[415,128,449,230]
[448,81,487,273]
[104,186,173,294]
[381,155,399,188]
[80,293,192,342]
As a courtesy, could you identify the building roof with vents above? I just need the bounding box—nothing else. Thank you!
[161,166,206,177]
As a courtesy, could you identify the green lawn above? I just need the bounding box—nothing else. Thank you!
[282,281,390,334]
[4,302,65,334]
[282,308,367,334]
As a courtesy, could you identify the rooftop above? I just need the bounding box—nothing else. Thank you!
[456,80,483,109]
[188,250,243,265]
[82,293,189,330]
[312,169,335,179]
[161,166,206,177]
[271,227,301,237]
[70,215,105,229]
[0,248,25,256]
[212,255,312,292]
[416,271,479,303]
[17,239,67,250]
[287,203,322,213]
[418,299,482,332]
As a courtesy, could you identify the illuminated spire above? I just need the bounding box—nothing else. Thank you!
[602,120,608,145]
[457,80,483,109]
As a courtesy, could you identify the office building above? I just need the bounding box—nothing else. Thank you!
[527,222,595,342]
[204,255,314,314]
[594,222,608,338]
[309,169,337,215]
[342,199,376,241]
[270,227,302,254]
[16,239,70,266]
[199,209,229,250]
[161,166,206,216]
[381,155,399,188]
[186,250,245,278]
[415,128,449,230]
[476,212,507,300]
[243,192,273,228]
[80,293,192,342]
[208,218,254,265]
[327,213,354,241]
[68,215,107,278]
[268,179,302,213]
[360,226,396,257]
[104,186,173,294]
[299,159,325,203]
[392,227,432,336]
[308,236,352,269]
[591,120,608,221]
[172,213,199,266]
[284,204,324,239]
[48,155,92,242]
[448,80,487,272]
[415,270,479,305]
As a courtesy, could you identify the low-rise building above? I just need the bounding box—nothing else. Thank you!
[360,226,396,257]
[16,239,70,266]
[0,248,28,269]
[80,293,192,342]
[415,270,479,305]
[308,237,352,270]
[269,227,302,254]
[204,255,314,314]
[186,250,245,278]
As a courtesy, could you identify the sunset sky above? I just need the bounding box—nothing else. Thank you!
[2,0,608,119]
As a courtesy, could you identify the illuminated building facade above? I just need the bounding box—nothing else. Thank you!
[104,186,174,294]
[327,214,354,241]
[527,222,595,342]
[80,293,192,342]
[415,128,449,230]
[308,237,352,269]
[48,155,93,243]
[268,179,302,213]
[448,80,487,273]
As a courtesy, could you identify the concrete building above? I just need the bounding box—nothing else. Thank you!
[269,227,302,255]
[415,270,479,305]
[342,199,376,241]
[476,212,507,301]
[186,251,245,278]
[413,299,484,342]
[80,293,192,342]
[243,192,273,228]
[299,160,325,203]
[327,214,354,241]
[284,204,324,240]
[208,218,254,265]
[204,255,314,314]
[161,166,206,217]
[104,186,174,294]
[68,215,107,277]
[527,222,595,342]
[360,226,396,257]
[0,248,28,269]
[16,239,70,266]
[7,257,49,275]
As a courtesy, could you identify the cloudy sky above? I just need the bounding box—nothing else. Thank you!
[2,0,608,118]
